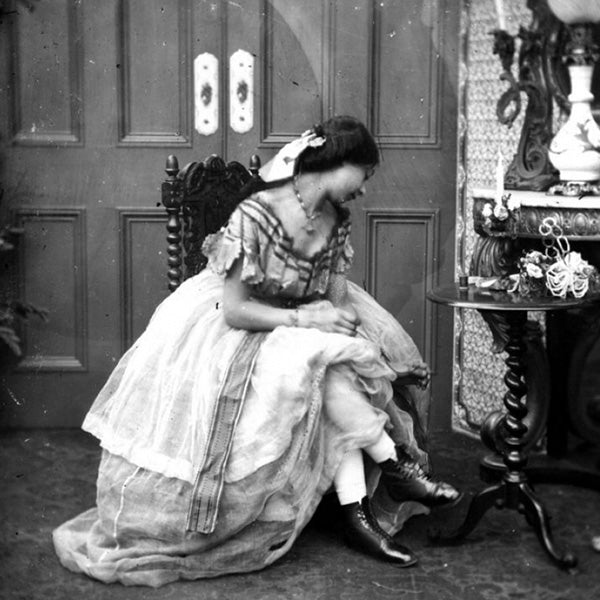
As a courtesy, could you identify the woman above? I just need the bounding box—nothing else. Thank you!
[53,116,459,587]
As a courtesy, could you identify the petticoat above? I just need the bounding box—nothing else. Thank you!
[53,269,430,587]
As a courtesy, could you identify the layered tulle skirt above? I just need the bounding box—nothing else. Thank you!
[53,270,430,587]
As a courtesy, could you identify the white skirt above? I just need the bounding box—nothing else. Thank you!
[53,270,430,586]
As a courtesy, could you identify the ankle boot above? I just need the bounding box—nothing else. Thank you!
[379,448,462,507]
[342,497,417,567]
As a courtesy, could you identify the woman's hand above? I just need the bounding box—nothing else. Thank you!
[299,299,360,336]
[396,361,431,389]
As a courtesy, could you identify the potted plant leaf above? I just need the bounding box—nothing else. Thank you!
[0,197,48,373]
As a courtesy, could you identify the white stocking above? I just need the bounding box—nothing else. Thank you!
[334,449,367,506]
[364,432,397,464]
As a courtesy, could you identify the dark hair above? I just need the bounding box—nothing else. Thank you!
[295,115,380,174]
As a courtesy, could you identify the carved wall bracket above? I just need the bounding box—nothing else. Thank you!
[492,0,562,191]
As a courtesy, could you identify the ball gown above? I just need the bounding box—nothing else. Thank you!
[53,196,431,587]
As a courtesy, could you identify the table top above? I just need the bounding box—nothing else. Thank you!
[427,284,600,311]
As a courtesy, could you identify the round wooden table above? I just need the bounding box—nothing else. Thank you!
[428,284,600,570]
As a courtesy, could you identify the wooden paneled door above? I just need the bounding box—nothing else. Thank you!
[0,0,458,429]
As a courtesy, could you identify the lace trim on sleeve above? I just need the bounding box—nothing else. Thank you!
[201,206,265,284]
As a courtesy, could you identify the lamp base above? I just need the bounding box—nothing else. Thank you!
[548,61,600,186]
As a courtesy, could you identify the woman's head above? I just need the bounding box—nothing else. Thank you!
[295,116,380,175]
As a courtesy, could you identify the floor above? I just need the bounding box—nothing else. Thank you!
[1,428,599,600]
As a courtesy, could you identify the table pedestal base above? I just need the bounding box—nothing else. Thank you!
[430,306,582,570]
[427,285,600,570]
[431,472,578,570]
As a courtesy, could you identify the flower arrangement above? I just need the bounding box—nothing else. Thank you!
[478,153,520,234]
[472,216,600,299]
[480,192,520,234]
[510,249,600,298]
[509,218,600,299]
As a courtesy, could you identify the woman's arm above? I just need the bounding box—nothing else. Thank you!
[222,258,358,335]
[222,258,295,330]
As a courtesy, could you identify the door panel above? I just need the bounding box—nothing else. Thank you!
[118,0,192,146]
[118,210,167,349]
[364,209,439,367]
[373,0,441,145]
[11,0,83,146]
[0,0,458,429]
[263,0,326,134]
[17,208,87,372]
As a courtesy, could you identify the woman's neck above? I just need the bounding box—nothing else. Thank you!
[293,173,329,214]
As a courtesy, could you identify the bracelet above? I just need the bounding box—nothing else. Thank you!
[289,308,300,327]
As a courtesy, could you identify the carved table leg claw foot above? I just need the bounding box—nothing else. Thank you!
[517,482,578,570]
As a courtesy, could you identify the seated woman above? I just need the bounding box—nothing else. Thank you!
[53,115,459,588]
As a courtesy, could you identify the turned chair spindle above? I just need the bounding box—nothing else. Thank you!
[161,153,262,292]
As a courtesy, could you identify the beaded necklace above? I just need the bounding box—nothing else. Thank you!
[292,175,321,234]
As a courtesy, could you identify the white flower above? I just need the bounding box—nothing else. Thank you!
[482,203,493,218]
[525,250,545,264]
[493,203,509,221]
[506,194,520,212]
[525,263,544,279]
[564,251,589,273]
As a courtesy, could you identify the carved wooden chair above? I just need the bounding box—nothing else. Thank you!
[161,154,262,292]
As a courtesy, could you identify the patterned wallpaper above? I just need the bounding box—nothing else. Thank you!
[454,0,537,436]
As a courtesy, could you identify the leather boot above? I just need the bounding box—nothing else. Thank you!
[379,447,462,507]
[342,497,417,567]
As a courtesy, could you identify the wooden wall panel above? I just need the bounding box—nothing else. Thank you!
[16,208,87,371]
[371,0,442,147]
[118,0,192,146]
[261,0,328,144]
[330,0,371,123]
[365,209,439,368]
[119,209,169,351]
[11,0,83,146]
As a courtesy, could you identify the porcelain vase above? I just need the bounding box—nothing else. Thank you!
[548,63,600,182]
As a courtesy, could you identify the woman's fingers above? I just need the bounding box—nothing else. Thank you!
[338,308,360,327]
[410,362,431,389]
[338,314,357,329]
[410,361,429,375]
[332,320,356,336]
[336,311,360,335]
[300,302,360,335]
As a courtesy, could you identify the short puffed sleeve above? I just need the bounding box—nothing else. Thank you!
[201,204,265,284]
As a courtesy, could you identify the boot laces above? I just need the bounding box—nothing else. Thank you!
[389,456,431,481]
[360,500,393,541]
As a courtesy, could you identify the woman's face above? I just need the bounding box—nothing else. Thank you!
[329,163,375,204]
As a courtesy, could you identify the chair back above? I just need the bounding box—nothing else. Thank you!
[161,154,262,292]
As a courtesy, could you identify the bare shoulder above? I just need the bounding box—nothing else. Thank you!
[255,186,295,213]
[258,186,303,229]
